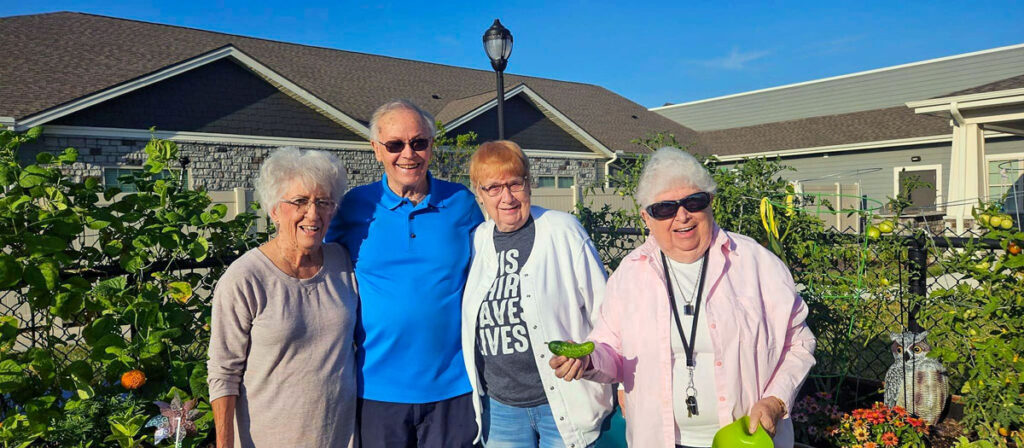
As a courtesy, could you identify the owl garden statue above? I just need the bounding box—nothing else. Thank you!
[884,331,948,425]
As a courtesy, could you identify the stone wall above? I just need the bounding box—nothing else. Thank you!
[28,134,604,191]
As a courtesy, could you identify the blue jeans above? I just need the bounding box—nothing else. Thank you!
[482,397,591,448]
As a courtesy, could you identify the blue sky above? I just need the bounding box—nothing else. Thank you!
[4,0,1023,108]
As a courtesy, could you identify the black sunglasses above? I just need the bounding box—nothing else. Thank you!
[645,192,712,220]
[377,138,431,153]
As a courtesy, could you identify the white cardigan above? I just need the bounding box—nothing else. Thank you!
[461,206,614,448]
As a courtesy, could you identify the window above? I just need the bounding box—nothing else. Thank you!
[535,175,574,189]
[892,165,942,215]
[103,167,189,193]
[987,157,1024,214]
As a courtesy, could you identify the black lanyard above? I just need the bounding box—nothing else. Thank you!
[661,249,710,417]
[660,250,709,368]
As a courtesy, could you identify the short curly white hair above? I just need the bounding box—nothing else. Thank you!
[635,147,717,207]
[255,147,348,215]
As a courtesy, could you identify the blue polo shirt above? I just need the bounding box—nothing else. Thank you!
[325,173,484,403]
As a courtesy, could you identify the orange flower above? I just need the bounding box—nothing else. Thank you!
[881,432,899,446]
[864,442,878,448]
[121,369,146,390]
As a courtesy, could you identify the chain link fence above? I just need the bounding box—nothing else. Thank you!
[588,225,1004,402]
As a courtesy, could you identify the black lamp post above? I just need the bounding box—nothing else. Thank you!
[483,19,513,139]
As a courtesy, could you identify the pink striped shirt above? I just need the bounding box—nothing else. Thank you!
[586,225,816,448]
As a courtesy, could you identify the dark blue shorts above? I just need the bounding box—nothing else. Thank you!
[357,393,477,448]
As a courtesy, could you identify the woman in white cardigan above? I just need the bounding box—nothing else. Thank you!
[461,140,613,448]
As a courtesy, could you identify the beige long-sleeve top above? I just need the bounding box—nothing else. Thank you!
[207,243,357,448]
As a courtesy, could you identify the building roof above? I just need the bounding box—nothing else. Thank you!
[698,106,952,157]
[697,72,1024,157]
[652,43,1024,131]
[1,12,702,154]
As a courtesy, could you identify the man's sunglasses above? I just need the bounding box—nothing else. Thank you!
[377,138,431,153]
[645,192,712,220]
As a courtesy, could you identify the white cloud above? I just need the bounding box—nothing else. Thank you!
[694,47,772,70]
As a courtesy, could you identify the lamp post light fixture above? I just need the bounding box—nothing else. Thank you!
[483,19,513,139]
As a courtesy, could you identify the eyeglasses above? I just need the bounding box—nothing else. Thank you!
[479,178,527,197]
[645,192,711,220]
[280,198,337,214]
[377,138,432,153]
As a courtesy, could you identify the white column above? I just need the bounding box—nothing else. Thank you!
[945,124,967,221]
[946,123,985,220]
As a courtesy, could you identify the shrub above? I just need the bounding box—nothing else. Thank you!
[0,127,267,446]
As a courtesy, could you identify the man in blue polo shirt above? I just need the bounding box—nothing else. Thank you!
[325,100,484,447]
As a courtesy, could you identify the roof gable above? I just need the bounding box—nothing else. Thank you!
[49,57,364,141]
[13,45,369,138]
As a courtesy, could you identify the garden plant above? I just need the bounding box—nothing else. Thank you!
[0,128,267,446]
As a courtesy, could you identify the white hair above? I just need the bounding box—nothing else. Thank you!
[368,99,437,141]
[255,147,348,215]
[636,147,717,207]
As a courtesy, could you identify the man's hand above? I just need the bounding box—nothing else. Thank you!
[548,354,589,381]
[747,396,786,436]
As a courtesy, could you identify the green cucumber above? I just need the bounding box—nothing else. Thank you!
[547,340,594,358]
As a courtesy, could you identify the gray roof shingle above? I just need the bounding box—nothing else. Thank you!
[1,12,703,155]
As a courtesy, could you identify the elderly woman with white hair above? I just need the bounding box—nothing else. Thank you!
[550,147,816,448]
[207,147,357,448]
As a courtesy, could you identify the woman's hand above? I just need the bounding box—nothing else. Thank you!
[747,396,786,436]
[548,354,589,381]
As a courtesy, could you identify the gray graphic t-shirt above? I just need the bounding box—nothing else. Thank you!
[475,217,546,406]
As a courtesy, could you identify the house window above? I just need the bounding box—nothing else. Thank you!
[103,167,189,193]
[892,165,942,215]
[535,175,574,189]
[987,157,1024,213]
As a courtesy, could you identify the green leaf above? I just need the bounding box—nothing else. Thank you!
[0,359,24,393]
[86,215,111,230]
[25,234,66,256]
[84,176,100,189]
[35,152,54,164]
[38,260,60,290]
[66,360,93,382]
[103,240,124,256]
[188,237,209,262]
[190,363,209,398]
[73,379,95,400]
[49,291,84,318]
[119,253,145,273]
[25,126,43,140]
[17,164,54,188]
[83,316,117,345]
[57,147,78,164]
[0,254,22,289]
[167,281,193,303]
[0,316,18,345]
[8,194,31,211]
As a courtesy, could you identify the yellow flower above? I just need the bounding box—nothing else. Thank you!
[853,425,870,442]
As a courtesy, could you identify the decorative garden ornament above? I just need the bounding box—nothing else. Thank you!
[147,392,201,446]
[883,331,948,425]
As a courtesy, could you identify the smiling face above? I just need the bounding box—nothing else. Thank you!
[641,185,715,263]
[478,174,531,233]
[373,108,433,198]
[269,180,334,254]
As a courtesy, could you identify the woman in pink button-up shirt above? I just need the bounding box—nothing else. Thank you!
[551,147,816,448]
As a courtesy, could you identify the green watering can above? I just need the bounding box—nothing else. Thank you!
[711,416,774,448]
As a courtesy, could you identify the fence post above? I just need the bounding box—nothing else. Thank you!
[905,237,927,332]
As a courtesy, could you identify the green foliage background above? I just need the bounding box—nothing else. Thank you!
[0,128,267,447]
